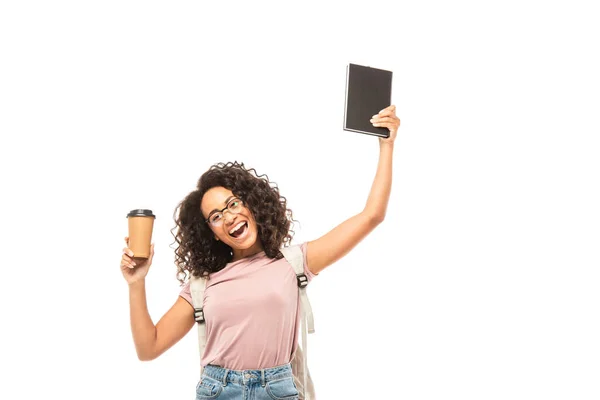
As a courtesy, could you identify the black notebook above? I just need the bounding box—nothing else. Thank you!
[343,63,393,138]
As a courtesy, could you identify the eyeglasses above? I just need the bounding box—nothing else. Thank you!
[205,198,244,226]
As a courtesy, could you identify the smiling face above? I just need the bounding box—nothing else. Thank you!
[201,186,263,260]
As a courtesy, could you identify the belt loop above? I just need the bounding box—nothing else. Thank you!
[261,369,266,387]
[222,369,229,387]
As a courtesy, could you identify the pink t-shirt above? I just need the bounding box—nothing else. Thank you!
[179,242,316,370]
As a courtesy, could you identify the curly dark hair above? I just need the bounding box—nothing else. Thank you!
[170,161,297,285]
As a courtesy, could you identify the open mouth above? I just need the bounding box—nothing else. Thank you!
[229,221,249,239]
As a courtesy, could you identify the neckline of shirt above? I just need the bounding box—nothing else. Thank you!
[226,250,266,268]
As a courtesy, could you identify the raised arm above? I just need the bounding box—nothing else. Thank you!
[306,105,400,275]
[121,239,195,361]
[128,281,195,361]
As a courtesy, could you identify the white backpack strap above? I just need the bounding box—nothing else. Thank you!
[190,275,208,378]
[281,245,316,400]
[281,245,315,333]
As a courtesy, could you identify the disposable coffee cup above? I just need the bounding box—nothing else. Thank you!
[126,209,156,259]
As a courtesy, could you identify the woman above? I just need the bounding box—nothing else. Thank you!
[120,105,400,399]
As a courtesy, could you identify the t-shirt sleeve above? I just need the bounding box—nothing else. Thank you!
[300,241,317,282]
[179,281,193,307]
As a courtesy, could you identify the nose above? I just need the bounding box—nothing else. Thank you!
[223,210,236,224]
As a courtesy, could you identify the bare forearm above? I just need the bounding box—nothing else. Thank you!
[363,142,394,220]
[128,280,157,360]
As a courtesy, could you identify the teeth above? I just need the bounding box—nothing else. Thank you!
[229,221,246,235]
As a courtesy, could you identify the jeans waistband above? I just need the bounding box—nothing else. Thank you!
[202,362,293,386]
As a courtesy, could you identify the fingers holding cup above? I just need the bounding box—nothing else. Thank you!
[147,243,155,263]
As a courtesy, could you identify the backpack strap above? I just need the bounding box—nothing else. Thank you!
[281,245,315,334]
[281,245,316,400]
[190,275,208,378]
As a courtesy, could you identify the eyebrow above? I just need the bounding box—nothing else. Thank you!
[208,196,236,217]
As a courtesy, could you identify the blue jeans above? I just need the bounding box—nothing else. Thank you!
[195,363,299,400]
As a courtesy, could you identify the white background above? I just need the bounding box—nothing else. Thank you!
[1,1,599,399]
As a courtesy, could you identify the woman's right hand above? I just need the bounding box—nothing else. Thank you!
[121,236,154,285]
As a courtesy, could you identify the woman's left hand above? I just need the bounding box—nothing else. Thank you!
[370,105,400,145]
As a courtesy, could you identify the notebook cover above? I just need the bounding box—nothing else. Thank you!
[343,63,393,138]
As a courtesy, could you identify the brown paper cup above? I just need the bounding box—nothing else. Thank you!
[127,209,156,259]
